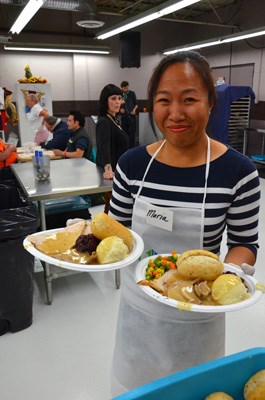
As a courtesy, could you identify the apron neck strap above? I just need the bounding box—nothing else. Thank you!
[136,140,166,197]
[136,135,211,240]
[200,135,211,247]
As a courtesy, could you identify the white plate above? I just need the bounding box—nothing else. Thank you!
[16,147,26,154]
[24,228,144,272]
[135,254,263,313]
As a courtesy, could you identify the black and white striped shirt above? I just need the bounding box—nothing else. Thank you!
[109,145,260,257]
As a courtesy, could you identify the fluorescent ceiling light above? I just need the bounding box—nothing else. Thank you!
[10,0,45,34]
[96,0,202,40]
[221,29,265,43]
[4,44,110,55]
[163,26,265,54]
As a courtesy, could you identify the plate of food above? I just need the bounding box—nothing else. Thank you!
[24,212,144,272]
[135,250,264,313]
[16,147,25,154]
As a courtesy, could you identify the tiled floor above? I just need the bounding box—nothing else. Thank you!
[0,183,265,400]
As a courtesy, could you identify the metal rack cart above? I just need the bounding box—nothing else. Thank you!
[207,84,255,151]
[228,95,252,152]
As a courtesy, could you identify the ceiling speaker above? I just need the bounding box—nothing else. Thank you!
[120,32,141,68]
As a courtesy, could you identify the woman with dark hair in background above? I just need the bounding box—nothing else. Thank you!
[109,51,260,395]
[96,84,129,180]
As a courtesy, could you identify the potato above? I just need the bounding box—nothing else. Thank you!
[204,392,234,400]
[244,369,265,400]
[96,236,129,264]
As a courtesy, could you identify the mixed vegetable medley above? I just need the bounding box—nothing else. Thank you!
[145,251,178,280]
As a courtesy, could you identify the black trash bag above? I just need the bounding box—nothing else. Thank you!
[0,166,15,181]
[0,182,40,335]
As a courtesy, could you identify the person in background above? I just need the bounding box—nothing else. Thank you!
[25,93,49,145]
[40,116,70,151]
[53,111,92,159]
[110,51,260,395]
[96,84,129,213]
[0,139,17,168]
[120,80,138,148]
[96,84,129,179]
[3,87,19,127]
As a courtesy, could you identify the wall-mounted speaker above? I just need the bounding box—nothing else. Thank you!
[119,31,141,68]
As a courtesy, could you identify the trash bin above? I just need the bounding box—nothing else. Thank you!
[0,165,15,181]
[0,181,40,335]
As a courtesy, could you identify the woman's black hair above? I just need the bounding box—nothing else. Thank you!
[147,51,216,136]
[98,84,123,117]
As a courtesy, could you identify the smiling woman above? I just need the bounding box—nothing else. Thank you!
[109,50,261,396]
[149,52,217,167]
[153,63,211,154]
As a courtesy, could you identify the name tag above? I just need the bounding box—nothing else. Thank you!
[145,206,174,232]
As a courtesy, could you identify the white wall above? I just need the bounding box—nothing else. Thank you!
[204,41,265,102]
[0,51,163,103]
[72,53,161,101]
[1,0,265,103]
[0,52,74,101]
[2,43,265,104]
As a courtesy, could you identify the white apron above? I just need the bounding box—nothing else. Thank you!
[111,138,225,396]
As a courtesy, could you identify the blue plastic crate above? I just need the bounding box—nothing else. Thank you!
[113,347,265,400]
[251,155,265,161]
[44,196,90,216]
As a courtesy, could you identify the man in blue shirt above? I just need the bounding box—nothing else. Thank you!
[120,81,138,148]
[41,116,70,151]
[53,111,92,159]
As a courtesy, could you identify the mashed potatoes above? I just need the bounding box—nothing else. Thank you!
[211,274,249,305]
[96,236,129,264]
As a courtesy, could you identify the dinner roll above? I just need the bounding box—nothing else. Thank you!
[91,212,134,251]
[244,369,265,400]
[177,249,224,281]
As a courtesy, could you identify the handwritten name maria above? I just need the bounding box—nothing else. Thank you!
[147,209,169,222]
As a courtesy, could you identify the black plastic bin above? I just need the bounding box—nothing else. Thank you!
[0,166,15,181]
[0,181,40,335]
